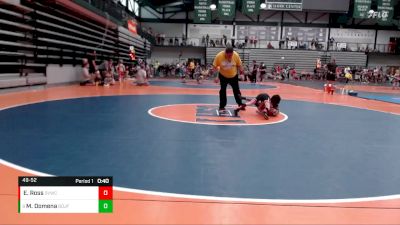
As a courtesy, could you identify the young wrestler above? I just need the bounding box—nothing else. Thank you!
[235,93,281,119]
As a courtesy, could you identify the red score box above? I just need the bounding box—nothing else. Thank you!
[98,186,113,200]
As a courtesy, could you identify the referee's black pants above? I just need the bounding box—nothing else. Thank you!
[219,73,243,109]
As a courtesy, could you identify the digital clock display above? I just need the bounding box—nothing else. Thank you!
[21,177,38,183]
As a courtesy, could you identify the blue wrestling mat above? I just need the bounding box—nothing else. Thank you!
[356,92,400,104]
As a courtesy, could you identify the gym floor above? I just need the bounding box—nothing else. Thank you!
[1,79,400,224]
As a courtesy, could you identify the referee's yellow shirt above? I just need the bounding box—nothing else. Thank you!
[213,51,242,78]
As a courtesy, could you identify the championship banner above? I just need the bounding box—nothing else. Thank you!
[353,0,372,19]
[377,0,394,25]
[242,0,260,16]
[194,0,211,23]
[218,0,236,20]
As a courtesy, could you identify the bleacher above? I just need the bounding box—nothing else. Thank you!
[206,48,251,66]
[206,47,368,72]
[0,0,150,89]
[250,49,324,72]
[328,51,367,67]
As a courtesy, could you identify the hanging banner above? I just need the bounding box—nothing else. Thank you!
[218,0,236,20]
[353,0,372,19]
[194,0,211,23]
[266,0,303,11]
[127,20,137,35]
[377,0,394,25]
[242,0,260,16]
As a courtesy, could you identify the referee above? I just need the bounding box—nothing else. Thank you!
[213,46,246,113]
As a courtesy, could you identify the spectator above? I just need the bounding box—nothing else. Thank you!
[290,68,298,80]
[155,33,161,45]
[174,37,179,46]
[236,41,242,48]
[201,65,209,79]
[267,42,274,49]
[389,39,396,53]
[311,38,316,50]
[329,37,335,50]
[135,64,149,86]
[245,36,249,47]
[194,63,202,83]
[279,38,284,49]
[131,65,138,78]
[98,60,110,84]
[242,65,250,81]
[259,62,266,82]
[154,61,160,77]
[189,60,195,79]
[250,60,258,83]
[299,41,306,49]
[206,34,209,47]
[103,59,115,86]
[116,60,126,81]
[80,58,97,86]
[210,39,216,47]
[160,33,165,45]
[223,34,227,46]
[182,33,186,46]
[315,39,320,50]
[146,63,152,78]
[87,50,97,76]
[392,69,400,89]
[108,59,117,81]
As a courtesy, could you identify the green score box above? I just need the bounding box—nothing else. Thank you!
[99,200,113,213]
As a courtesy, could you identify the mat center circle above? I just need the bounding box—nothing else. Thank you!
[148,104,288,126]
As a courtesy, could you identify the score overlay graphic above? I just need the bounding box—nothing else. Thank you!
[18,177,113,213]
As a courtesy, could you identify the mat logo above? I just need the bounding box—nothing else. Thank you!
[195,105,246,124]
[148,104,287,126]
